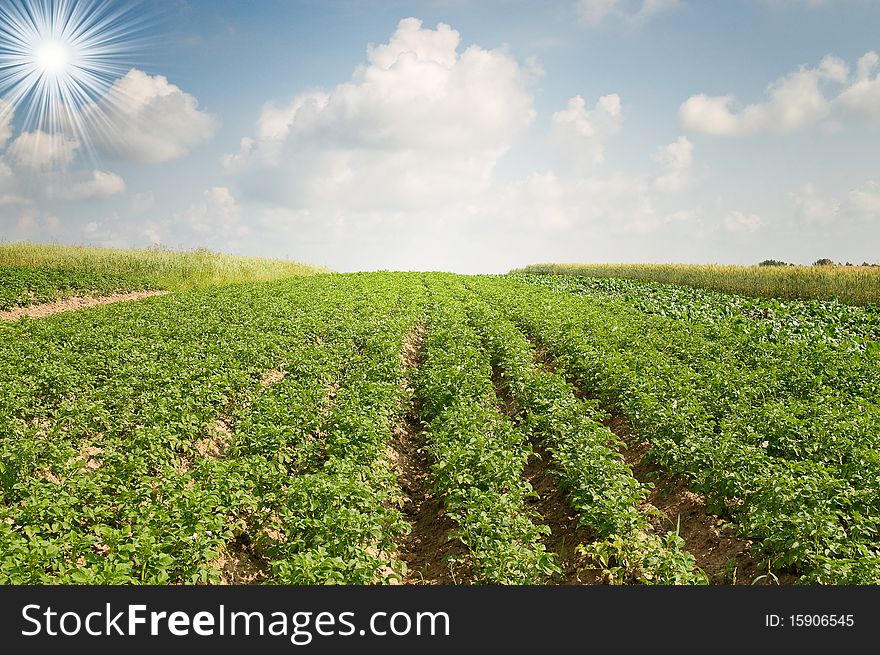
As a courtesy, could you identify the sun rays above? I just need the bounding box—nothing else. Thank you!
[0,0,149,167]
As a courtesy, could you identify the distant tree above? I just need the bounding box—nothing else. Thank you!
[758,259,791,266]
[813,258,835,266]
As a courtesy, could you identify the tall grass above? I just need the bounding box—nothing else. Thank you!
[513,263,880,306]
[0,243,328,291]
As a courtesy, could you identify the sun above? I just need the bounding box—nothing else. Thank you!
[0,0,150,163]
[35,40,73,77]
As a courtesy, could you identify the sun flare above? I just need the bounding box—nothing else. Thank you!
[0,0,148,166]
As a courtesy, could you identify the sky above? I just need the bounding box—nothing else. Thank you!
[0,0,878,273]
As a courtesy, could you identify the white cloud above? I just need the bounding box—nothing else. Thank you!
[724,211,763,233]
[48,170,126,201]
[788,183,840,223]
[577,0,680,25]
[77,212,136,250]
[223,18,535,211]
[635,0,681,20]
[836,51,880,123]
[652,136,694,192]
[5,131,81,170]
[0,161,26,206]
[550,94,623,168]
[498,172,580,229]
[578,0,621,24]
[131,191,155,215]
[7,210,61,240]
[847,180,880,217]
[489,161,702,236]
[175,186,246,237]
[680,55,848,135]
[87,69,219,163]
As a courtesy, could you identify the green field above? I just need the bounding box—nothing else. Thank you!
[1,255,879,585]
[514,263,880,306]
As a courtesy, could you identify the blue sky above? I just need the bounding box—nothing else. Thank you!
[1,0,878,272]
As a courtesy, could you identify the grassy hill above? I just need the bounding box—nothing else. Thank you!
[0,243,328,293]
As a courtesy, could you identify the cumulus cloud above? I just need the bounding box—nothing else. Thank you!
[174,186,247,238]
[3,210,61,241]
[497,172,580,230]
[130,191,155,215]
[577,0,680,25]
[848,180,880,216]
[0,161,25,206]
[48,170,126,201]
[5,131,81,170]
[724,211,763,233]
[788,183,840,224]
[223,18,535,211]
[680,55,848,136]
[680,51,880,136]
[835,52,880,123]
[87,69,219,163]
[551,94,623,168]
[490,160,702,236]
[652,136,694,192]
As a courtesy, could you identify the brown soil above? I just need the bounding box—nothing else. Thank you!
[604,414,790,584]
[194,418,232,458]
[532,346,558,373]
[393,324,474,585]
[259,369,286,387]
[0,290,169,321]
[211,541,270,584]
[522,444,601,584]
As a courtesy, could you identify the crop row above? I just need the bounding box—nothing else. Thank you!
[414,279,558,583]
[478,276,880,583]
[462,286,705,584]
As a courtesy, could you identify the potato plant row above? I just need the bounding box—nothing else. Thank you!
[478,276,880,583]
[0,274,421,583]
[414,280,558,583]
[462,287,705,584]
[0,265,154,311]
[515,274,880,476]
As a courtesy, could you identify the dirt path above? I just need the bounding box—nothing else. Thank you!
[0,290,169,321]
[392,324,473,584]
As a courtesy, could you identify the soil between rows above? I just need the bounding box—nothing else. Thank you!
[392,324,473,585]
[0,290,169,321]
